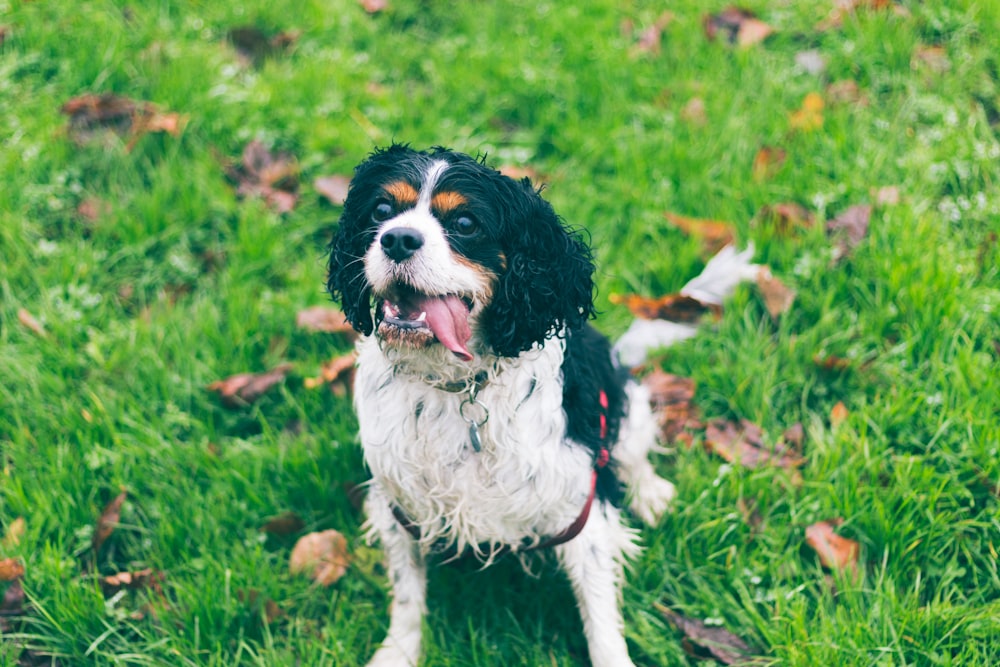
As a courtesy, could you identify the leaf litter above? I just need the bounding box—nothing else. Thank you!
[226,140,300,213]
[289,530,350,586]
[656,603,759,665]
[805,518,861,573]
[207,363,294,407]
[703,6,774,47]
[61,93,187,151]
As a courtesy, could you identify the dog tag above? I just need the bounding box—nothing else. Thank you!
[469,422,482,453]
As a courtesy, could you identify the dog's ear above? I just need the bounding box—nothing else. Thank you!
[326,203,375,335]
[485,180,596,356]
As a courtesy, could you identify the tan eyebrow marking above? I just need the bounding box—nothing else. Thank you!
[431,191,468,215]
[384,181,419,205]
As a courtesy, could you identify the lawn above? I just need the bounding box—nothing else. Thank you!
[1,0,999,665]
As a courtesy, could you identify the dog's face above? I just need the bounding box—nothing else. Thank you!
[327,145,596,359]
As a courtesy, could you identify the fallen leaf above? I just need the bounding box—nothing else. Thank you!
[826,204,872,261]
[359,0,389,13]
[314,175,352,206]
[795,49,827,76]
[633,11,674,55]
[805,518,860,572]
[756,202,814,235]
[2,518,25,549]
[261,511,306,536]
[703,6,774,47]
[783,423,805,450]
[0,559,24,582]
[207,363,294,408]
[656,603,757,665]
[295,306,356,336]
[93,490,127,552]
[16,309,46,338]
[826,79,868,106]
[227,140,300,213]
[610,293,719,323]
[756,267,796,320]
[680,97,707,126]
[0,579,25,617]
[303,352,357,393]
[236,589,285,623]
[100,569,164,596]
[752,146,786,181]
[664,212,735,255]
[77,198,112,225]
[289,529,350,586]
[642,370,701,443]
[816,0,908,31]
[789,92,824,132]
[704,419,805,469]
[830,401,849,427]
[227,26,298,66]
[813,353,852,371]
[912,45,950,73]
[61,93,186,150]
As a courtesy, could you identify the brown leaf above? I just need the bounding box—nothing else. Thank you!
[830,401,849,427]
[93,490,127,552]
[0,579,25,616]
[752,146,786,181]
[0,559,24,582]
[77,198,113,225]
[227,26,298,65]
[227,140,300,213]
[100,568,164,596]
[680,97,708,126]
[664,212,736,255]
[913,45,951,73]
[261,511,306,536]
[826,204,872,261]
[207,363,293,408]
[61,93,185,150]
[642,370,701,443]
[656,603,756,665]
[783,423,804,450]
[609,292,719,323]
[813,353,852,371]
[757,202,814,235]
[634,12,674,55]
[17,308,46,338]
[295,306,356,336]
[703,6,774,47]
[756,267,796,320]
[789,92,824,132]
[314,175,352,206]
[2,518,26,549]
[303,352,357,393]
[704,419,805,469]
[826,79,869,107]
[359,0,389,13]
[805,519,860,572]
[289,529,350,586]
[816,0,907,31]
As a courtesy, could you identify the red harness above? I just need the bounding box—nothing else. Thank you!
[392,390,610,554]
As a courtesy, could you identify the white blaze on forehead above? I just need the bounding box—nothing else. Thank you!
[416,160,449,210]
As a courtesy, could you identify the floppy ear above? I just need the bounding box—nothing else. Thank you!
[326,205,375,336]
[484,180,596,357]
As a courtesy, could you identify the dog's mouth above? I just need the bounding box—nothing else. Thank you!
[380,285,474,361]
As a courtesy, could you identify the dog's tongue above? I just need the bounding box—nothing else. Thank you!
[417,295,473,361]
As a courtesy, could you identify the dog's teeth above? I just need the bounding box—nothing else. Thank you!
[416,311,427,322]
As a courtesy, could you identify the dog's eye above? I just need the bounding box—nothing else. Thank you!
[372,201,394,222]
[454,216,479,236]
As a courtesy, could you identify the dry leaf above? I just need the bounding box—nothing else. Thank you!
[227,140,300,213]
[0,579,25,617]
[289,529,350,586]
[913,45,950,73]
[303,352,357,393]
[813,353,852,371]
[314,175,352,206]
[61,93,186,150]
[704,419,805,469]
[826,204,872,261]
[816,0,908,31]
[634,12,674,55]
[664,212,735,255]
[227,26,298,66]
[77,198,112,225]
[359,0,389,13]
[680,97,708,126]
[826,79,868,107]
[642,370,701,443]
[261,511,306,536]
[703,6,774,47]
[207,363,293,408]
[2,518,25,549]
[752,146,786,181]
[16,309,46,338]
[93,490,127,552]
[830,401,849,427]
[295,306,356,336]
[0,559,24,582]
[789,92,824,131]
[757,202,814,235]
[609,293,719,323]
[805,518,860,572]
[756,267,796,320]
[100,568,164,596]
[656,603,757,665]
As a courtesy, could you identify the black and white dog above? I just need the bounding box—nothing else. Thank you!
[327,145,676,667]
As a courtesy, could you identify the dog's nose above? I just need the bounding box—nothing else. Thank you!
[380,227,424,262]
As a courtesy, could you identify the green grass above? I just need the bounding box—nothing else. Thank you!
[2,0,999,665]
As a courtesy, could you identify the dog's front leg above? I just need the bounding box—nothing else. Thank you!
[365,487,427,667]
[556,504,639,667]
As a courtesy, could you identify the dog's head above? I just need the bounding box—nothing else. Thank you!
[326,145,596,360]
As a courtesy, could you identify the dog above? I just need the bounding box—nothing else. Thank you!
[326,144,676,667]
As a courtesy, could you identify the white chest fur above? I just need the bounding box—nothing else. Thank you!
[354,337,595,555]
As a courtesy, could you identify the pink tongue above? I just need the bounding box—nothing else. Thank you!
[416,295,473,361]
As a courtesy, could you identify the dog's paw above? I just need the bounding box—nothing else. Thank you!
[629,475,676,526]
